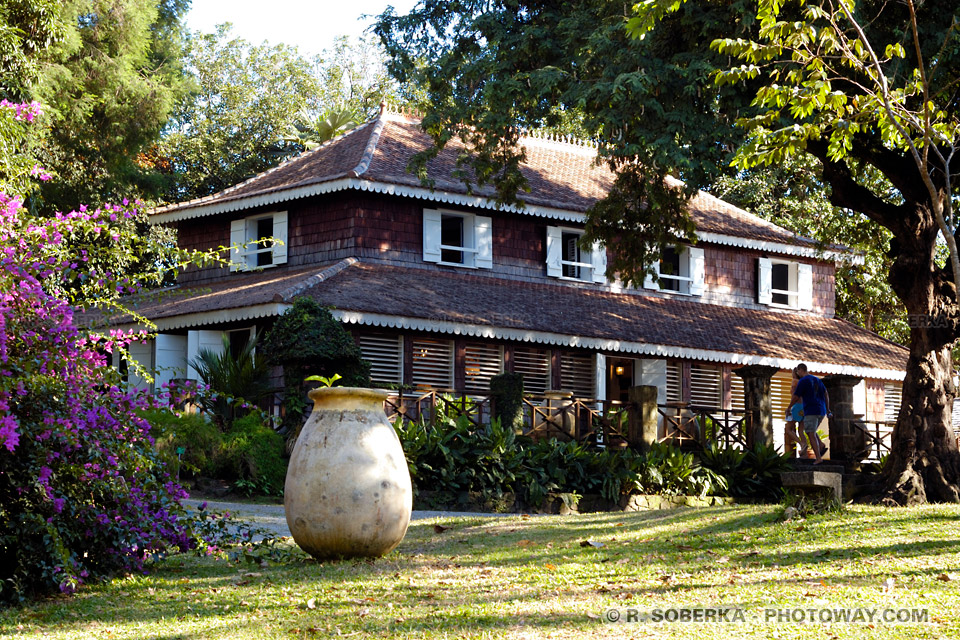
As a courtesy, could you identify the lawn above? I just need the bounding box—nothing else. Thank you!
[3,504,959,639]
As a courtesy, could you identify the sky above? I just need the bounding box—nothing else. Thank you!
[185,0,420,59]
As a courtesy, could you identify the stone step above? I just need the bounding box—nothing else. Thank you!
[788,459,846,474]
[780,469,842,500]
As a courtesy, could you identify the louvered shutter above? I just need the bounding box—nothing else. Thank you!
[690,364,722,409]
[410,339,453,389]
[644,259,660,290]
[757,257,773,304]
[463,343,503,393]
[474,215,493,269]
[590,242,607,283]
[357,334,403,385]
[883,382,902,422]
[272,211,288,265]
[513,347,552,394]
[560,352,595,398]
[230,219,246,272]
[545,226,562,277]
[771,370,794,419]
[730,372,745,412]
[666,361,682,403]
[689,246,705,296]
[423,209,442,263]
[797,262,813,310]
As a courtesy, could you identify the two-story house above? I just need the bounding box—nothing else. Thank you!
[118,106,908,440]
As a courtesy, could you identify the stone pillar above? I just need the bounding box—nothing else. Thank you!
[732,365,779,448]
[821,374,863,464]
[628,385,659,452]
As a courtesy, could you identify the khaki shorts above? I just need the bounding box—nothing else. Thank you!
[802,414,824,433]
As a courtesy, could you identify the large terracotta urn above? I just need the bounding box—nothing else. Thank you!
[284,387,412,559]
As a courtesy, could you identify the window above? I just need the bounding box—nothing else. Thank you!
[513,347,552,394]
[690,364,722,408]
[357,334,403,385]
[410,338,454,389]
[423,209,492,269]
[757,257,813,309]
[464,343,503,394]
[643,245,705,296]
[560,352,595,398]
[546,226,606,283]
[666,361,682,403]
[883,381,902,422]
[229,211,288,272]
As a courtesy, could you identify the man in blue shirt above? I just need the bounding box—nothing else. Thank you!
[791,363,830,464]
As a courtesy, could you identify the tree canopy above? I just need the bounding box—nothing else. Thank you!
[376,0,960,503]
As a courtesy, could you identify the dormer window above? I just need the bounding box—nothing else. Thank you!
[229,211,288,272]
[546,226,607,283]
[757,257,813,309]
[644,245,704,296]
[423,209,493,269]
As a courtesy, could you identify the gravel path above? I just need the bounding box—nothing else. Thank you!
[183,499,515,539]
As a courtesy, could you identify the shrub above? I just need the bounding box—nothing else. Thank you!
[699,442,792,500]
[142,408,222,478]
[216,413,286,495]
[0,194,197,604]
[189,332,271,428]
[261,298,370,439]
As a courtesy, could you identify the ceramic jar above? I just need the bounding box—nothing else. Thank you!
[284,387,412,559]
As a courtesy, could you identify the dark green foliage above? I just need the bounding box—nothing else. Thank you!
[489,372,524,432]
[700,442,793,500]
[189,332,271,428]
[217,413,286,496]
[31,0,192,211]
[141,408,222,478]
[394,408,737,508]
[261,298,370,436]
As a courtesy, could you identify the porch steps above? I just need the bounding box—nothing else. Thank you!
[782,459,870,501]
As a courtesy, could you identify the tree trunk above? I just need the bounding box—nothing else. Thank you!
[877,221,960,504]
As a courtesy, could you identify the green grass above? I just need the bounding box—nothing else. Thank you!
[3,504,960,639]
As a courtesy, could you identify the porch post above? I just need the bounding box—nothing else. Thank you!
[732,365,779,448]
[821,374,864,465]
[628,385,659,452]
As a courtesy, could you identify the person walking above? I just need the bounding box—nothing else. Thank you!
[791,363,830,464]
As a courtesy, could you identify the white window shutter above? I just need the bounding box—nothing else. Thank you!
[127,340,154,392]
[688,246,705,296]
[187,330,226,380]
[591,242,607,283]
[154,334,188,394]
[474,215,493,269]
[546,226,562,277]
[797,263,813,310]
[229,219,246,272]
[423,209,442,263]
[757,257,773,305]
[594,354,606,403]
[272,211,288,265]
[643,259,660,290]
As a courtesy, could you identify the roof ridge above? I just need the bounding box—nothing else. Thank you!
[349,108,389,177]
[521,129,598,152]
[272,257,359,302]
[150,121,377,216]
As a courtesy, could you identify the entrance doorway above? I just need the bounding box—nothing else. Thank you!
[607,358,635,403]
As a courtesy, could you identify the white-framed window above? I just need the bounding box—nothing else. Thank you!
[757,257,812,309]
[643,244,705,296]
[422,209,492,269]
[546,226,607,283]
[229,211,288,272]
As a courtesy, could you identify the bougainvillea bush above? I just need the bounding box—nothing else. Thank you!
[0,192,205,604]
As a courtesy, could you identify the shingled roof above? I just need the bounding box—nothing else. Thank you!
[151,109,825,251]
[108,258,906,377]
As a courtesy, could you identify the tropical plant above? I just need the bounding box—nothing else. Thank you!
[286,107,361,149]
[189,332,271,428]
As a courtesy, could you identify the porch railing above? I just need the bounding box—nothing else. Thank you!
[383,390,755,452]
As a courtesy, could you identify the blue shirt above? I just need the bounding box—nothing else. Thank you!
[795,375,828,416]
